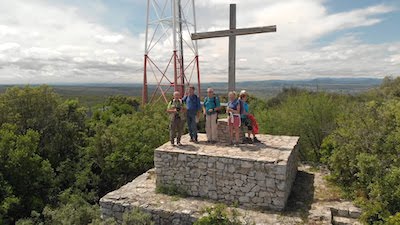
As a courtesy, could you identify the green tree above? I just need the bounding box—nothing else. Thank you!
[256,91,344,162]
[322,99,400,223]
[0,124,55,223]
[77,100,169,198]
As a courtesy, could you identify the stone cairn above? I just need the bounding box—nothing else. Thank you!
[217,118,245,143]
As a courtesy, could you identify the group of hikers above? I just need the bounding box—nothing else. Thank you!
[167,86,259,147]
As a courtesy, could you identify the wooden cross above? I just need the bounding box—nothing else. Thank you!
[191,4,276,92]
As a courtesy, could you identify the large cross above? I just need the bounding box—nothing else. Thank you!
[191,4,276,92]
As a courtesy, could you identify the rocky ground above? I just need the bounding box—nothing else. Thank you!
[101,164,361,224]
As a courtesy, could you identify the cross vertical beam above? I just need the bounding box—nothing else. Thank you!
[191,4,276,93]
[229,4,236,92]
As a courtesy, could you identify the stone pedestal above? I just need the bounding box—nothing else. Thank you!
[154,134,299,210]
[217,118,245,143]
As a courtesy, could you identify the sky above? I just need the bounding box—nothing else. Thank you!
[0,0,399,84]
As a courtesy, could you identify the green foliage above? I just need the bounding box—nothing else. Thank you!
[386,212,400,225]
[256,90,344,162]
[92,95,139,125]
[121,208,154,225]
[323,77,400,223]
[156,184,188,197]
[0,124,55,223]
[80,101,169,198]
[4,79,400,224]
[41,194,102,225]
[194,204,249,225]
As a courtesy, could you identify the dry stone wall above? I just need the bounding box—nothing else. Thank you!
[154,134,299,211]
[217,118,245,143]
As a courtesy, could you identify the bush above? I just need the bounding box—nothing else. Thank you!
[256,91,345,162]
[194,204,251,225]
[323,97,400,223]
[122,208,154,225]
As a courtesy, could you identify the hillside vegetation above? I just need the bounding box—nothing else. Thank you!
[0,77,399,224]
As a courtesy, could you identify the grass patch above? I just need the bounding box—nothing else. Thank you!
[155,184,188,197]
[195,204,255,225]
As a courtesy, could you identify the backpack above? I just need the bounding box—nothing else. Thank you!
[230,99,243,113]
[205,96,220,113]
[239,99,245,115]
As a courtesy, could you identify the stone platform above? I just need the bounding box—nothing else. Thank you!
[155,133,299,211]
[100,169,303,225]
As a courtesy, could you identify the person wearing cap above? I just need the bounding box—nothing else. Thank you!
[182,86,201,143]
[239,90,260,143]
[203,88,221,143]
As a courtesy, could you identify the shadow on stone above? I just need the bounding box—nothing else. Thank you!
[238,142,268,151]
[284,170,315,217]
[176,144,200,152]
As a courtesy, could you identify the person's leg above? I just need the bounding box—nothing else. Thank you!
[187,114,193,140]
[188,113,195,140]
[235,125,240,145]
[228,121,234,145]
[205,114,212,141]
[253,131,260,142]
[247,121,253,143]
[211,113,218,141]
[190,113,198,141]
[170,119,176,145]
[177,118,182,145]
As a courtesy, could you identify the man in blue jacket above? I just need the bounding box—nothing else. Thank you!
[183,86,201,143]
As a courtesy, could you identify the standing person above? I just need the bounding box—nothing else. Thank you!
[203,88,221,143]
[227,91,241,147]
[182,86,201,143]
[167,91,186,146]
[239,90,260,143]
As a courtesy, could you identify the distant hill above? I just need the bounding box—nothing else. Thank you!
[0,77,383,106]
[204,77,382,97]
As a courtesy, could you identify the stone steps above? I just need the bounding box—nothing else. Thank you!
[330,204,362,225]
[332,216,361,225]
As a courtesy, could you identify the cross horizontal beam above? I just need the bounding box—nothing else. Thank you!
[191,25,276,40]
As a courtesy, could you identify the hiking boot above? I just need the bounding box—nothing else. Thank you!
[253,137,261,143]
[247,138,253,144]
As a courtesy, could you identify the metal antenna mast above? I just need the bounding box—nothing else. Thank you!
[142,0,201,104]
[178,0,185,91]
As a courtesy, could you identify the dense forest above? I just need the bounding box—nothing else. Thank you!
[0,77,399,224]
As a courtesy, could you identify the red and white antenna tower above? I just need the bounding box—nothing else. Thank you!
[142,0,201,104]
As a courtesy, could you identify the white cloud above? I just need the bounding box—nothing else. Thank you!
[0,0,398,85]
[192,0,399,81]
[95,34,125,44]
[0,0,143,84]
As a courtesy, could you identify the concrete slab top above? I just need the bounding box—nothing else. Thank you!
[156,134,299,164]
